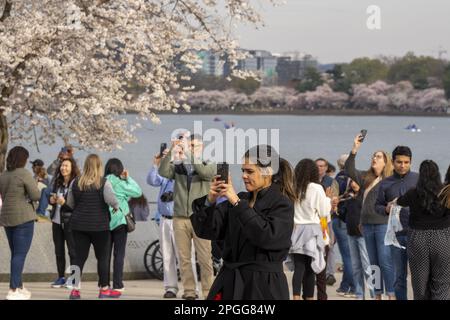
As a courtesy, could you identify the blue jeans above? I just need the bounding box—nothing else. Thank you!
[348,235,374,299]
[36,187,51,216]
[332,217,354,292]
[4,221,35,289]
[390,234,408,300]
[362,224,395,297]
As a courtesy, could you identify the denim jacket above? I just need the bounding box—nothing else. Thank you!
[147,165,174,222]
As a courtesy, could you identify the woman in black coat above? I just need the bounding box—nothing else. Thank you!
[191,145,296,300]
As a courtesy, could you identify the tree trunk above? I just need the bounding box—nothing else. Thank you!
[0,1,12,172]
[0,110,8,173]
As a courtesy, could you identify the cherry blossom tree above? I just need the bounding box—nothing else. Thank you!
[409,88,449,113]
[180,82,448,114]
[249,86,296,109]
[351,81,391,111]
[301,84,348,110]
[0,0,279,171]
[183,89,232,111]
[351,80,449,113]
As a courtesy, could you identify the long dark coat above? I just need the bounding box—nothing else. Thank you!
[191,183,294,300]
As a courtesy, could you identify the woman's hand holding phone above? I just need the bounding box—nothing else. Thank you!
[207,175,225,204]
[56,196,65,206]
[352,134,363,154]
[218,173,239,205]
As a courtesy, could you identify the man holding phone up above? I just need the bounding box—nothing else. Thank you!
[147,145,200,299]
[159,133,216,300]
[375,146,418,300]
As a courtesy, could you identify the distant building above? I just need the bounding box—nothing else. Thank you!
[237,50,279,85]
[276,53,319,86]
[195,49,319,86]
[198,51,226,76]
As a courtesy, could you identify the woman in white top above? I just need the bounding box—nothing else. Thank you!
[290,159,332,300]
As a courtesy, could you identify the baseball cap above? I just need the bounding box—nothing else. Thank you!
[30,159,44,167]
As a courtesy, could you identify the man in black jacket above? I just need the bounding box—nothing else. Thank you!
[375,146,419,300]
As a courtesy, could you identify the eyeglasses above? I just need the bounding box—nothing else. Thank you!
[373,154,384,159]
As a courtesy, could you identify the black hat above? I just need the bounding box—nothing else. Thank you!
[30,159,44,167]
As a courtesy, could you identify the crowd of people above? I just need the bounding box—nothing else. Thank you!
[0,131,449,301]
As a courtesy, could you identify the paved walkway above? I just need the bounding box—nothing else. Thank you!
[0,270,413,300]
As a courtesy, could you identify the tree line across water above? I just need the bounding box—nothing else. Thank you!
[175,52,450,114]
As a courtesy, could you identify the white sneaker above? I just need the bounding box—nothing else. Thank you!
[64,280,73,289]
[6,289,31,300]
[18,287,32,299]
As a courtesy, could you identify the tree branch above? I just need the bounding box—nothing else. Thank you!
[0,53,37,108]
[97,0,111,6]
[178,0,212,35]
[177,0,223,50]
[0,0,12,22]
[92,13,115,24]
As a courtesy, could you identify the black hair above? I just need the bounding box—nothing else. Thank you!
[416,160,443,216]
[6,146,29,171]
[54,158,80,189]
[294,158,320,202]
[327,164,336,174]
[104,158,124,177]
[439,165,450,208]
[244,144,278,168]
[392,146,412,161]
[129,194,149,208]
[445,164,450,185]
[244,145,296,202]
[190,134,203,141]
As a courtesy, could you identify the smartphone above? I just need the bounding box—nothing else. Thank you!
[359,129,368,142]
[160,143,167,156]
[217,162,229,182]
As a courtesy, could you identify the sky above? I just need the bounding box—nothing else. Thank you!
[235,0,450,64]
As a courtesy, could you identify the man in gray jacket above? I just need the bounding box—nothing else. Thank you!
[159,133,216,300]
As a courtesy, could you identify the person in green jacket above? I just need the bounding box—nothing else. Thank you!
[159,133,216,300]
[104,158,142,296]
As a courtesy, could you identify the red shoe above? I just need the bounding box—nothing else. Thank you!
[99,288,121,299]
[109,289,122,298]
[69,289,81,300]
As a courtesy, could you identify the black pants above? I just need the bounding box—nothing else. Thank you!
[292,254,315,298]
[408,227,450,300]
[52,222,76,278]
[72,230,111,288]
[316,245,329,300]
[110,225,128,289]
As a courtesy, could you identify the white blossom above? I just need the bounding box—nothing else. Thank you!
[0,0,277,150]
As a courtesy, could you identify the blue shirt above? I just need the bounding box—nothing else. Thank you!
[147,165,174,222]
